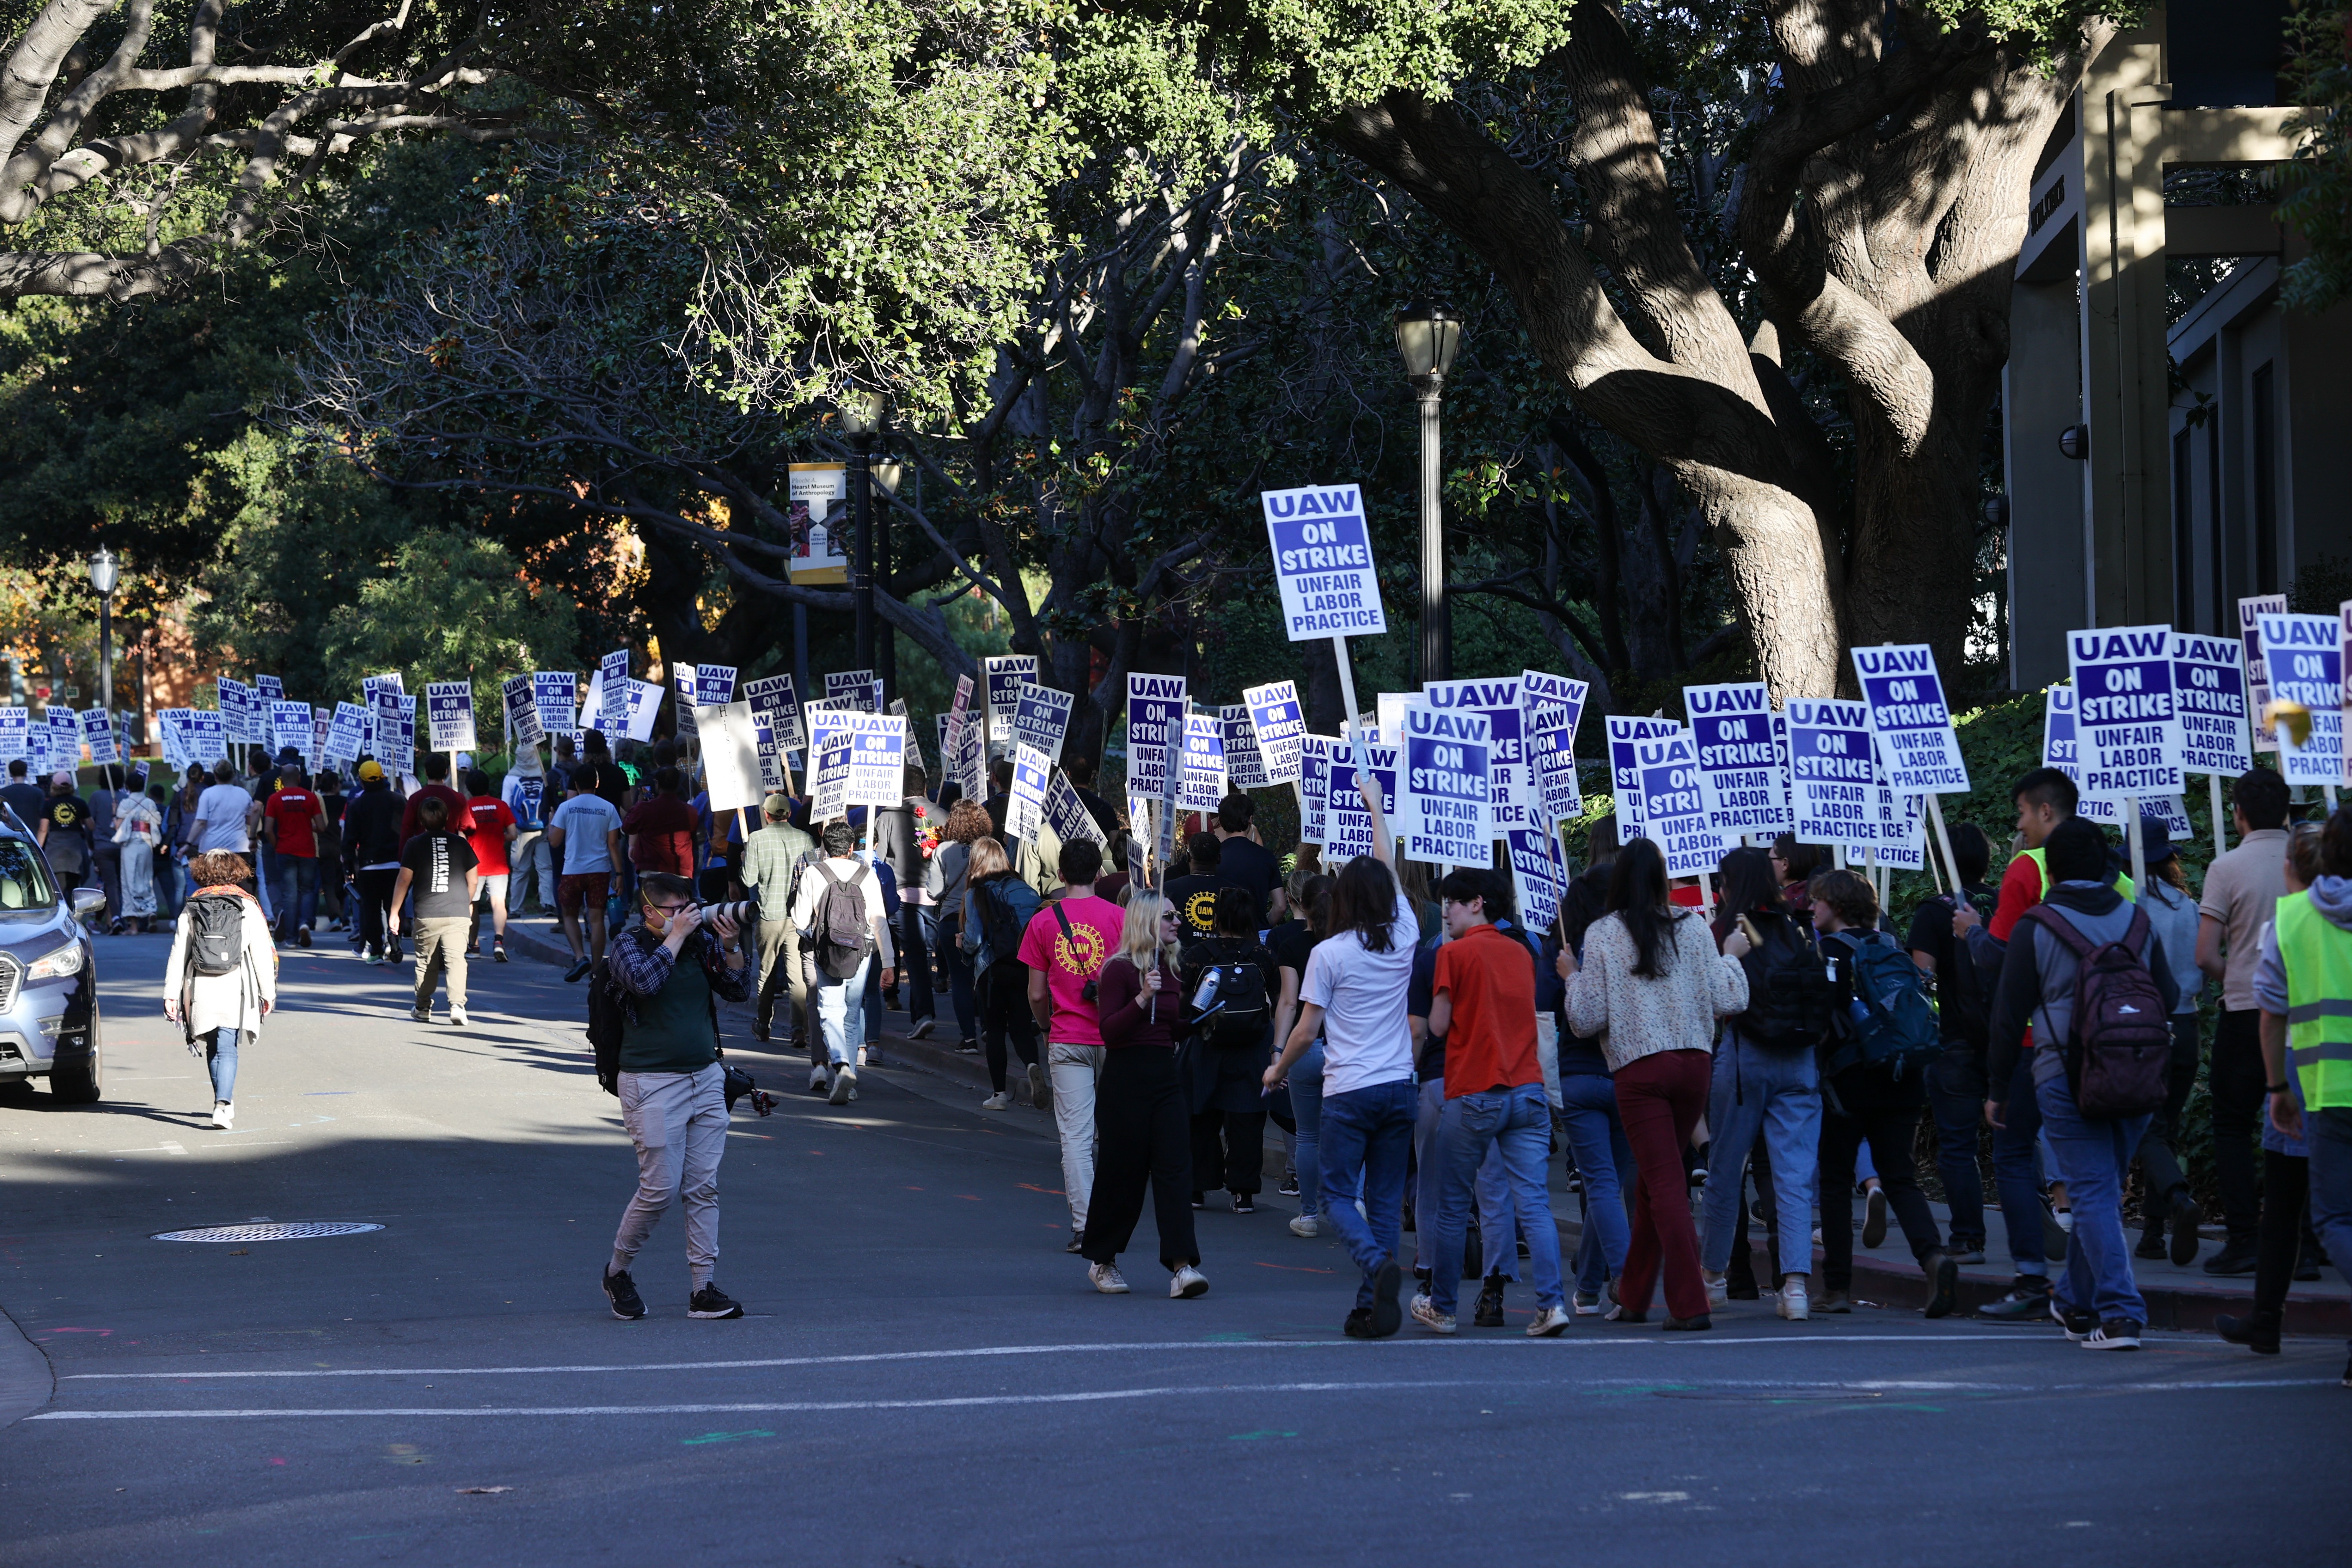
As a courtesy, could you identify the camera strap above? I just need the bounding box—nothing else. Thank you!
[1050,900,1098,977]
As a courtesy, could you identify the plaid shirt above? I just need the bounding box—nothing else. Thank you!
[607,924,754,1010]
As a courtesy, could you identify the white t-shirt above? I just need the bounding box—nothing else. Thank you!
[192,783,256,853]
[549,793,623,874]
[1300,888,1419,1096]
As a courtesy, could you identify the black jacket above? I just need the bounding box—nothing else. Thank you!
[342,784,405,868]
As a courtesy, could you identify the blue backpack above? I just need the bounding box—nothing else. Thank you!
[1825,929,1943,1081]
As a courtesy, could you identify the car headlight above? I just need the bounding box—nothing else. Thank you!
[27,942,83,980]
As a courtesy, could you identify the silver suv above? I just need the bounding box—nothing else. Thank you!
[0,810,104,1103]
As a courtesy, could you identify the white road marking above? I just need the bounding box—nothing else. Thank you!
[60,1331,2296,1381]
[28,1372,2336,1421]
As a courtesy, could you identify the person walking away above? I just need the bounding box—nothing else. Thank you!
[0,760,44,830]
[87,766,124,931]
[548,765,625,982]
[1699,847,1828,1321]
[398,752,470,841]
[1905,823,1998,1265]
[502,763,553,916]
[791,820,896,1105]
[1263,777,1418,1339]
[1179,888,1280,1213]
[2216,821,2329,1357]
[461,769,518,961]
[857,837,902,1066]
[1167,831,1226,943]
[1412,868,1570,1337]
[598,872,754,1323]
[1986,818,2181,1350]
[930,799,988,1053]
[2193,766,2293,1276]
[313,770,348,930]
[341,761,407,964]
[623,767,697,879]
[1268,870,1332,1237]
[1211,792,1279,913]
[1022,841,1123,1237]
[872,766,937,1035]
[1557,820,1636,1314]
[1562,836,1749,1331]
[37,771,95,903]
[389,796,481,1026]
[2133,817,2211,1265]
[188,760,260,889]
[259,766,327,948]
[966,835,1044,1115]
[1081,892,1210,1299]
[162,851,277,1129]
[1810,868,1962,1317]
[739,792,818,1053]
[113,784,165,934]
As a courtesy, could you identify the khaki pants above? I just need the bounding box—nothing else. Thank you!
[754,916,808,1044]
[613,1063,727,1279]
[413,916,471,1011]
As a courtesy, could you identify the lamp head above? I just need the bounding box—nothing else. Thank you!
[838,388,887,438]
[872,459,906,498]
[1393,302,1463,381]
[87,546,118,597]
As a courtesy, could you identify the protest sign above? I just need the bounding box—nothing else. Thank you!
[825,669,879,711]
[1853,644,1971,794]
[2066,624,2184,798]
[2042,683,2125,827]
[2170,633,2252,776]
[808,733,853,823]
[984,655,1038,750]
[1525,704,1582,828]
[622,679,662,743]
[2260,612,2343,787]
[598,650,629,736]
[80,709,119,767]
[1008,744,1050,844]
[1400,703,1491,865]
[1787,698,1877,847]
[1423,677,1526,836]
[1045,771,1108,845]
[533,671,577,741]
[502,674,544,748]
[270,702,312,760]
[1521,670,1590,741]
[672,664,700,738]
[1241,680,1305,784]
[744,673,805,752]
[1125,673,1187,796]
[695,701,764,813]
[0,707,25,762]
[1297,735,1335,845]
[1605,715,1680,827]
[425,681,478,753]
[2240,593,2288,748]
[1633,728,1723,875]
[1222,706,1270,791]
[1324,741,1400,861]
[1179,712,1226,812]
[1506,827,1566,933]
[844,712,909,808]
[186,708,225,768]
[1262,483,1385,639]
[1013,682,1074,763]
[1684,681,1792,841]
[325,702,368,768]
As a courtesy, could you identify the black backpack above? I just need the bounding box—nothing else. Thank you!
[1188,939,1271,1046]
[2023,903,2173,1119]
[586,956,627,1095]
[184,890,248,977]
[976,876,1029,966]
[1732,911,1834,1054]
[812,861,876,979]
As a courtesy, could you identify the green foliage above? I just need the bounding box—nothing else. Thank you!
[2280,3,2352,311]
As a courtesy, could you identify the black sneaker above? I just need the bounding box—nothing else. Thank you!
[2134,1230,2168,1261]
[687,1284,744,1320]
[1474,1274,1508,1328]
[2202,1239,2258,1276]
[2049,1296,2098,1341]
[1343,1307,1380,1339]
[1660,1313,1712,1331]
[296,927,312,949]
[1278,1174,1301,1197]
[564,958,592,983]
[1066,1229,1085,1254]
[1369,1258,1405,1338]
[1976,1276,2052,1322]
[1231,1194,1256,1214]
[493,940,508,963]
[602,1266,646,1320]
[2294,1250,2323,1282]
[2081,1317,2141,1351]
[1922,1250,1959,1320]
[752,1020,771,1043]
[2215,1310,2282,1354]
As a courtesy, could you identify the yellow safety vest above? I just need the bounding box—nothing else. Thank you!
[2022,847,2136,903]
[2272,891,2352,1111]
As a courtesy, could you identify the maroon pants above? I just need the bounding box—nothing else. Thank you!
[1612,1048,1712,1321]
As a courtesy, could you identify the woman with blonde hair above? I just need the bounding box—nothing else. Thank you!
[1078,891,1208,1298]
[961,834,1043,1111]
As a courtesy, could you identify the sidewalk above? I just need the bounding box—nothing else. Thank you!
[500,912,2349,1338]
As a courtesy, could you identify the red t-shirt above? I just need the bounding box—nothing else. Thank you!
[1015,894,1123,1045]
[1986,851,2044,941]
[1432,922,1540,1099]
[400,783,470,844]
[464,796,516,876]
[263,787,321,858]
[622,795,697,876]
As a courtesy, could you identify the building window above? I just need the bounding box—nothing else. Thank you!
[2252,360,2277,593]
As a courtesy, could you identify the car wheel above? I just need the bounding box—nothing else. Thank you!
[50,1053,101,1104]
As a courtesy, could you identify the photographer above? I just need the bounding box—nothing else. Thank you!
[601,871,755,1323]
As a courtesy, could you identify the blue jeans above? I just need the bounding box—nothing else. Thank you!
[2034,1065,2153,1324]
[274,854,318,933]
[205,1027,238,1102]
[1290,1041,1325,1218]
[1317,1078,1416,1309]
[1700,1034,1822,1281]
[1928,1054,1988,1247]
[938,917,978,1043]
[1559,1072,1633,1295]
[1430,1084,1563,1314]
[1990,1052,2052,1277]
[815,956,873,1067]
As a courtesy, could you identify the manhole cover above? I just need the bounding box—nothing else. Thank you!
[153,1222,385,1243]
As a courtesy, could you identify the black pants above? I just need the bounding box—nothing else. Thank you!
[1082,1047,1199,1270]
[1191,1107,1268,1197]
[977,962,1039,1093]
[1724,1138,1779,1291]
[2211,1008,2269,1242]
[2253,1148,2311,1317]
[1817,1105,1943,1291]
[2135,1014,2202,1225]
[353,867,401,958]
[897,907,932,1022]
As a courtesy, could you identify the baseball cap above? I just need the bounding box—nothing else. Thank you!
[763,792,792,817]
[49,770,73,788]
[355,760,386,782]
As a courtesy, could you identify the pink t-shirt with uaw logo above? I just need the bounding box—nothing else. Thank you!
[1016,893,1124,1045]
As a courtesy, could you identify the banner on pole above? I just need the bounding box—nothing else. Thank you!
[1423,677,1526,836]
[1324,741,1400,861]
[1605,716,1680,828]
[787,463,851,584]
[1045,772,1108,845]
[1241,680,1305,784]
[2240,593,2288,747]
[1400,703,1491,865]
[502,675,544,748]
[426,682,478,753]
[1852,644,1970,794]
[1008,744,1050,844]
[2170,632,2252,778]
[1013,682,1075,764]
[1633,728,1723,876]
[1261,483,1386,639]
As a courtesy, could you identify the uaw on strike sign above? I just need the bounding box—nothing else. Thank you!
[2066,624,2184,798]
[1262,484,1386,639]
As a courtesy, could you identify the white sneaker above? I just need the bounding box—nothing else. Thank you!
[1410,1294,1456,1335]
[829,1065,857,1106]
[1170,1265,1209,1299]
[980,1092,1012,1110]
[910,1018,936,1040]
[808,1066,830,1093]
[1526,1305,1573,1338]
[1704,1270,1729,1306]
[210,1102,233,1130]
[1088,1262,1130,1294]
[1778,1277,1811,1321]
[449,1006,467,1027]
[1289,1213,1320,1238]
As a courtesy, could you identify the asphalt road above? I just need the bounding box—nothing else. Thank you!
[1,930,2346,1565]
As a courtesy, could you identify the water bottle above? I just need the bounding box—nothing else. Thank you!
[1191,966,1222,1014]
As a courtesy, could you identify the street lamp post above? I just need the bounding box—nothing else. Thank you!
[1393,303,1463,685]
[872,457,906,703]
[839,389,887,674]
[87,546,118,740]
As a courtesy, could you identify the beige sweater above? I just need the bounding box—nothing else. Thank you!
[1564,909,1748,1071]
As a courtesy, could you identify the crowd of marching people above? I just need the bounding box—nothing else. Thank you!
[14,731,2349,1378]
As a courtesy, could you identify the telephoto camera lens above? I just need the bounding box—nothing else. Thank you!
[701,900,758,929]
